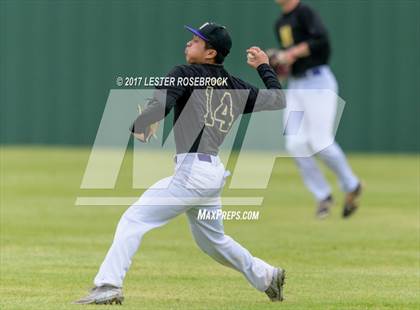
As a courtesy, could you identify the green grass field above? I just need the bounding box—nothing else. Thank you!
[1,147,419,309]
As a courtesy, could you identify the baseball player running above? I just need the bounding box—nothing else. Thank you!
[269,0,362,218]
[74,22,286,305]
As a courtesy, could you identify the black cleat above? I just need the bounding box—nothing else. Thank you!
[343,183,362,218]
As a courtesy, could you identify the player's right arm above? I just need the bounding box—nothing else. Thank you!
[299,4,329,56]
[282,5,329,63]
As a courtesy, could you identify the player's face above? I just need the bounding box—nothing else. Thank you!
[185,35,216,64]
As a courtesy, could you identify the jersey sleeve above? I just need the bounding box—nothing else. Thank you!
[243,64,286,114]
[156,65,189,101]
[130,65,188,134]
[300,5,329,54]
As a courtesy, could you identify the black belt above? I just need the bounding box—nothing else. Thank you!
[174,153,212,164]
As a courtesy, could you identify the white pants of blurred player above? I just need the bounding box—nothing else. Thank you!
[94,153,275,291]
[284,65,359,201]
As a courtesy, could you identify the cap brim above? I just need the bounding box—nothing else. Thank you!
[184,25,209,41]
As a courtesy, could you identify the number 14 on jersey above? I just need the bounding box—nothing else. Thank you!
[204,86,234,133]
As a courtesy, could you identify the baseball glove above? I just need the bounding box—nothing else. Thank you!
[132,102,159,143]
[266,48,290,79]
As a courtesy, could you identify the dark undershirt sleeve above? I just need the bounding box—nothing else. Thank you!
[257,63,282,89]
[243,63,285,114]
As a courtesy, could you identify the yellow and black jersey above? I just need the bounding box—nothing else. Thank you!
[274,2,331,77]
[131,63,285,155]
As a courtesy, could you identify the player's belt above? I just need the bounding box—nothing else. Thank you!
[293,66,323,78]
[174,153,212,164]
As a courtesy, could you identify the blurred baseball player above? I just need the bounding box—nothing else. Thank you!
[74,22,286,305]
[269,0,362,218]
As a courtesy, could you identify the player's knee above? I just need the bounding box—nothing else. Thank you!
[308,134,335,153]
[121,204,150,225]
[121,209,141,225]
[285,137,309,156]
[191,230,229,254]
[191,234,217,257]
[207,235,232,253]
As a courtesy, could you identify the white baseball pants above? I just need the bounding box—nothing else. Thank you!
[94,153,275,292]
[284,66,359,201]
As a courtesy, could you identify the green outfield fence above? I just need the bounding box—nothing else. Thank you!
[1,0,419,151]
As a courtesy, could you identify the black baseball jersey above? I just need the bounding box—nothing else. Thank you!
[131,63,285,156]
[274,2,330,76]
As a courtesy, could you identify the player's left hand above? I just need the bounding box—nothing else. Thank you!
[246,46,269,69]
[133,122,159,143]
[132,104,159,143]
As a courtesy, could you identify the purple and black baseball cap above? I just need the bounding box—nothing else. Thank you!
[184,22,232,57]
